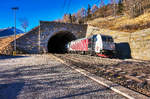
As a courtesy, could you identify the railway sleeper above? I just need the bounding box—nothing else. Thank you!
[125,75,143,83]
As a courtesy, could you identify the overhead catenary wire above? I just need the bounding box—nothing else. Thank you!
[61,0,67,17]
[90,0,100,6]
[61,0,99,18]
[65,0,72,14]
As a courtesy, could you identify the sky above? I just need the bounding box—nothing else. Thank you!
[0,0,109,32]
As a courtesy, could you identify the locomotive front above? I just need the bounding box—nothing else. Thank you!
[94,34,116,57]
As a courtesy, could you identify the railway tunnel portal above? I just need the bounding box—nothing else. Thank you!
[47,31,76,53]
[16,21,88,54]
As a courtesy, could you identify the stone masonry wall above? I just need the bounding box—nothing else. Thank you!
[87,26,150,60]
[15,22,88,54]
[130,30,150,60]
[16,26,40,54]
[39,21,88,53]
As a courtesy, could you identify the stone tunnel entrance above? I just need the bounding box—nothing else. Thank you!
[47,31,76,53]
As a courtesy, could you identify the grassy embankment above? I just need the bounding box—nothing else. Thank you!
[0,34,23,54]
[88,12,150,32]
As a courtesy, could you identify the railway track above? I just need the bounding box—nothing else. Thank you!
[54,53,150,97]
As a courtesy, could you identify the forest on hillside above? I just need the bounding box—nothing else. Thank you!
[57,0,150,24]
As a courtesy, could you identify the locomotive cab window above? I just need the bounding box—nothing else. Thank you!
[101,36,107,42]
[88,38,92,48]
[108,37,113,42]
[102,36,113,42]
[93,35,97,42]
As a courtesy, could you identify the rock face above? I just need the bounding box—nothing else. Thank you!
[130,30,150,60]
[15,21,88,54]
[87,26,150,60]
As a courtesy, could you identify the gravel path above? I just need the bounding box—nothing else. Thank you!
[0,54,126,99]
[54,54,150,97]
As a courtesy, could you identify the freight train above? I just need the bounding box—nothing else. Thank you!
[67,34,116,58]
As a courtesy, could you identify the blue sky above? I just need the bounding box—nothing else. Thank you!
[0,0,109,32]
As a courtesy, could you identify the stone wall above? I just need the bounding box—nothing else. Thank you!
[130,30,150,60]
[40,21,88,53]
[15,22,87,54]
[16,26,40,54]
[87,26,150,60]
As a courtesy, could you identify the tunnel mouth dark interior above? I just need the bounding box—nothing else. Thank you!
[47,31,76,54]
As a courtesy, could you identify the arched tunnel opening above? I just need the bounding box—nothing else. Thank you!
[47,31,76,54]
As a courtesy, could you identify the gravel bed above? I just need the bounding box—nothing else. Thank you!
[54,53,150,97]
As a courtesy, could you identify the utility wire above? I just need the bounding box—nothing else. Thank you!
[65,0,72,14]
[90,0,100,5]
[61,0,67,17]
[95,0,100,5]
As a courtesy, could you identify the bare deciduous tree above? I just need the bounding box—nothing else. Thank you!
[91,4,98,14]
[76,10,82,19]
[19,18,29,33]
[80,8,87,18]
[76,9,85,24]
[99,0,106,17]
[99,0,105,8]
[62,14,70,23]
[124,0,143,18]
[110,0,117,16]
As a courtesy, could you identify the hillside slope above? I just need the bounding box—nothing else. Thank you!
[88,12,150,32]
[0,27,24,37]
[0,34,24,54]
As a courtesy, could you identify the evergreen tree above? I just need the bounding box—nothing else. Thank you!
[87,4,91,19]
[81,8,87,18]
[118,0,124,14]
[69,14,72,23]
[19,18,29,33]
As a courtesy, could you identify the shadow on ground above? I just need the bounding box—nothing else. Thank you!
[0,82,24,99]
[0,63,119,98]
[0,55,28,60]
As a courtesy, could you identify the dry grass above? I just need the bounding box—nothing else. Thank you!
[88,12,150,32]
[0,34,24,52]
